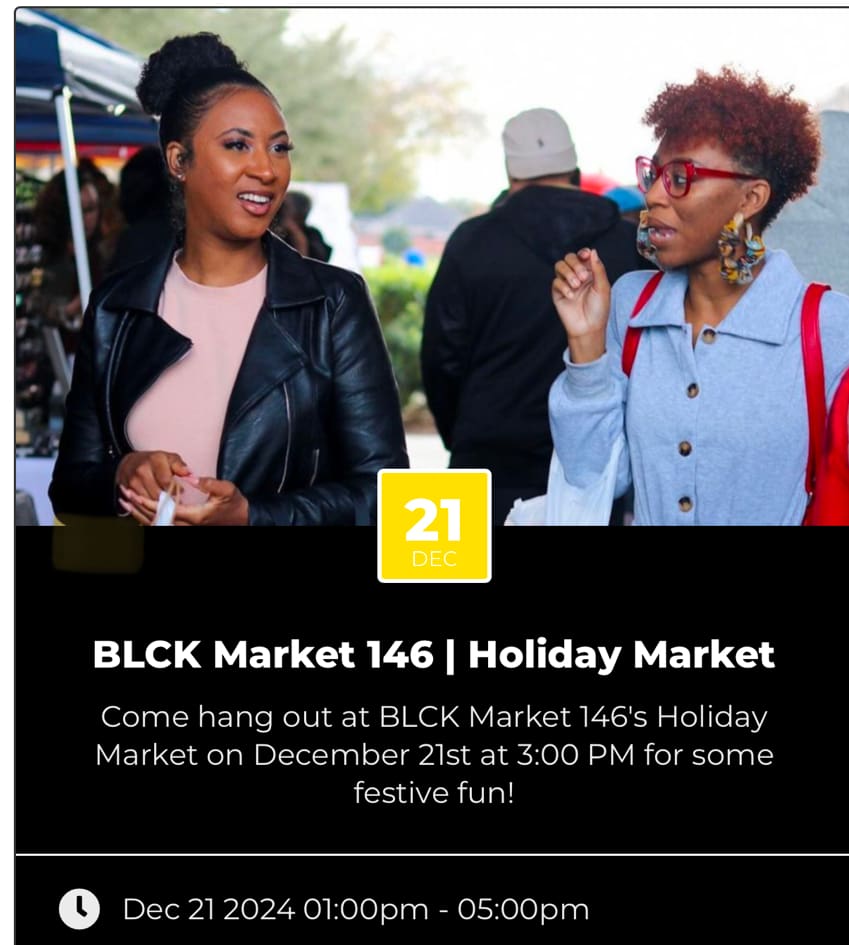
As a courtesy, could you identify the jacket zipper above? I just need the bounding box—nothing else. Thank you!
[105,314,130,457]
[277,382,293,493]
[309,448,320,487]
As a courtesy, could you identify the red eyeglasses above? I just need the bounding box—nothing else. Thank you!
[635,156,759,198]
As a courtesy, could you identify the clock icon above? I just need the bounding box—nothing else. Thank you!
[59,888,100,929]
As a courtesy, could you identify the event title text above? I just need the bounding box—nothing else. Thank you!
[93,639,776,676]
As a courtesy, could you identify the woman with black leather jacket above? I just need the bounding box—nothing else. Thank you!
[49,33,408,526]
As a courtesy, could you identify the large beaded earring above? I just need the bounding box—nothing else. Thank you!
[718,212,765,285]
[636,210,657,264]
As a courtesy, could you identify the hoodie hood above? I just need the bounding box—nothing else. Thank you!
[494,184,622,266]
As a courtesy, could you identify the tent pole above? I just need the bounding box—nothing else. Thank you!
[53,85,92,309]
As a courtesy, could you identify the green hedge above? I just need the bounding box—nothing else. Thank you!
[363,259,436,407]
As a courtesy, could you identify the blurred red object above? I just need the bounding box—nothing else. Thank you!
[580,172,620,195]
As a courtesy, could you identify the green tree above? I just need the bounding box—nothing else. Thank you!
[49,8,481,212]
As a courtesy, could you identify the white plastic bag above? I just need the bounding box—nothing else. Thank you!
[504,435,624,526]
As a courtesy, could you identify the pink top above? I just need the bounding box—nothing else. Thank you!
[126,258,266,478]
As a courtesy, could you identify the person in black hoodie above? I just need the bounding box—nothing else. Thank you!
[422,107,652,524]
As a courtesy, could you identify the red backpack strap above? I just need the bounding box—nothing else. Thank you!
[801,283,830,503]
[622,271,664,377]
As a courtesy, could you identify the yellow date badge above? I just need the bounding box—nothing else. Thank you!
[378,470,491,583]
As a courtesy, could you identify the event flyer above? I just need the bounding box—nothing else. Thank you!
[13,6,848,939]
[14,526,848,938]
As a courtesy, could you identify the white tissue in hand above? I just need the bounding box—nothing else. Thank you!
[152,489,177,526]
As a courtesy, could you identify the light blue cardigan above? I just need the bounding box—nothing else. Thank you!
[548,250,849,525]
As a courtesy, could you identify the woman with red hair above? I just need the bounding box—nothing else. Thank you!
[549,68,849,525]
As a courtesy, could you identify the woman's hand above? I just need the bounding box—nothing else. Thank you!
[552,248,611,364]
[118,476,249,526]
[116,451,191,524]
[117,450,191,499]
[172,478,249,526]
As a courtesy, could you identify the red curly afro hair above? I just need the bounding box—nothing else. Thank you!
[643,67,821,229]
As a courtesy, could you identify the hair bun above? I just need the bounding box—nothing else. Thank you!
[136,32,244,116]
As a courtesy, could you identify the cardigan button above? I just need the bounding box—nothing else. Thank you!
[678,497,693,513]
[686,383,700,398]
[702,328,717,344]
[678,441,693,457]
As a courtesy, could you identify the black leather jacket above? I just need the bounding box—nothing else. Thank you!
[49,233,408,525]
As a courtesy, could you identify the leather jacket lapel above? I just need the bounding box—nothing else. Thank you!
[99,242,188,452]
[222,304,308,431]
[219,236,329,483]
[223,233,328,430]
[104,240,175,313]
[101,233,332,454]
[108,313,191,452]
[264,231,326,309]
